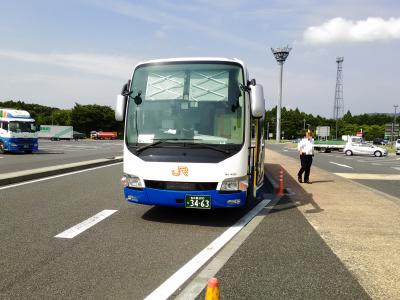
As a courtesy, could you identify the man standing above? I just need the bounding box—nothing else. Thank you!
[297,130,314,184]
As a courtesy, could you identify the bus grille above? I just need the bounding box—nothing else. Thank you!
[144,180,217,191]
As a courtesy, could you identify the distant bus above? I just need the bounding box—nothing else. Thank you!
[115,57,266,209]
[0,108,38,153]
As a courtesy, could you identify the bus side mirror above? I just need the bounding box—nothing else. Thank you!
[115,94,127,121]
[250,84,265,118]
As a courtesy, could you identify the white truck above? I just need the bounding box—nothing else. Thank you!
[38,125,73,140]
[0,108,38,153]
[313,135,363,153]
[115,57,266,209]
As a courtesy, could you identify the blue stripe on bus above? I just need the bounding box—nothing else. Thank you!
[124,187,247,208]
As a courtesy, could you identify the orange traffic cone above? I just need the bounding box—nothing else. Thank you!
[205,277,220,300]
[276,168,284,196]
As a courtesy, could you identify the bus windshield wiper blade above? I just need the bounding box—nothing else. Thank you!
[135,138,200,154]
[135,140,163,154]
[185,143,231,154]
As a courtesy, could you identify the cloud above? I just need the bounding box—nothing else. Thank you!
[0,50,138,79]
[303,17,400,44]
[96,0,264,52]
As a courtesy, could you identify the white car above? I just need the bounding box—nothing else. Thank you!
[396,139,400,155]
[344,142,388,157]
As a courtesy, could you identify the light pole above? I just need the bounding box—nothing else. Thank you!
[393,105,398,143]
[271,46,291,143]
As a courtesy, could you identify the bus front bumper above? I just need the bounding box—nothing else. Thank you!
[123,187,247,208]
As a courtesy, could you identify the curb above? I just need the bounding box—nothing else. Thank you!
[0,156,123,186]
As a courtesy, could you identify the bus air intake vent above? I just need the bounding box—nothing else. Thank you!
[144,180,217,191]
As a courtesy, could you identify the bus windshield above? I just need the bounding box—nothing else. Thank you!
[8,121,36,133]
[126,62,245,146]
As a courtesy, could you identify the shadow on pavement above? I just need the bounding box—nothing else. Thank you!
[265,163,325,214]
[141,206,248,227]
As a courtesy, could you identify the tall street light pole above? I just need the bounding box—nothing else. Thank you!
[394,105,398,143]
[271,46,291,143]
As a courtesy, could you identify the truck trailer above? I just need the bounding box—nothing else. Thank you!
[0,108,38,153]
[39,125,73,140]
[115,57,266,209]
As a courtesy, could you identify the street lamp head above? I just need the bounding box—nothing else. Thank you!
[271,46,292,64]
[336,56,344,63]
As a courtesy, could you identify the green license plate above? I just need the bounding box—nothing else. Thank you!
[185,195,211,209]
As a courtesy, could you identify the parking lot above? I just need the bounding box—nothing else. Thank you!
[0,139,123,173]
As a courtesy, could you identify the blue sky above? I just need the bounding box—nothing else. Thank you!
[0,0,399,117]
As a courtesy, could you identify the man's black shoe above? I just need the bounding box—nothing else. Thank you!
[304,181,312,184]
[298,177,302,183]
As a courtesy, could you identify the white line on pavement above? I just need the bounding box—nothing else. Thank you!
[55,210,117,239]
[144,199,271,300]
[392,167,400,171]
[335,173,400,180]
[329,162,353,169]
[0,162,122,191]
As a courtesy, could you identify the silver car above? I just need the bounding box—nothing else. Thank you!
[396,139,400,155]
[344,142,388,157]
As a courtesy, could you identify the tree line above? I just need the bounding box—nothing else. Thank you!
[266,107,394,140]
[1,100,394,140]
[0,100,123,137]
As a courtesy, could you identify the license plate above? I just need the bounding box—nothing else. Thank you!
[185,195,211,209]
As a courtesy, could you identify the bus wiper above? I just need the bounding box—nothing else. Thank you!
[135,138,200,154]
[185,143,231,154]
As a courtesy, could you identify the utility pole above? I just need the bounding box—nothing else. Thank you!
[393,105,398,143]
[271,46,291,143]
[333,57,344,140]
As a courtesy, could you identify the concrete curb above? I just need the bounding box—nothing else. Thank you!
[0,156,123,186]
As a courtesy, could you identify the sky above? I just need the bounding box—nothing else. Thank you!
[0,0,399,118]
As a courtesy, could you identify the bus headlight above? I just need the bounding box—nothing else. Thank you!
[221,176,248,192]
[121,174,143,188]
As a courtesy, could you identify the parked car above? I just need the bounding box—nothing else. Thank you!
[373,138,389,145]
[396,139,400,155]
[344,142,388,157]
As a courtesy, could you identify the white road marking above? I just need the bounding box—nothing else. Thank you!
[0,157,3,159]
[0,162,122,191]
[144,199,271,300]
[55,209,117,239]
[335,173,400,180]
[329,162,353,169]
[392,167,400,171]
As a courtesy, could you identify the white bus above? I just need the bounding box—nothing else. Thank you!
[115,58,265,209]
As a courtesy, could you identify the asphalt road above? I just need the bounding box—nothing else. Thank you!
[0,164,249,299]
[268,143,400,199]
[1,162,369,299]
[0,139,123,173]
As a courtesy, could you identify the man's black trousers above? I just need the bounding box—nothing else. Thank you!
[298,154,313,182]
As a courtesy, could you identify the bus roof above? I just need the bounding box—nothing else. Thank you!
[132,57,249,79]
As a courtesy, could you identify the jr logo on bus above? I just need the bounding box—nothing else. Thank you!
[171,166,189,177]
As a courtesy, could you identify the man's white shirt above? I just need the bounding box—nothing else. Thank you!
[298,138,314,155]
